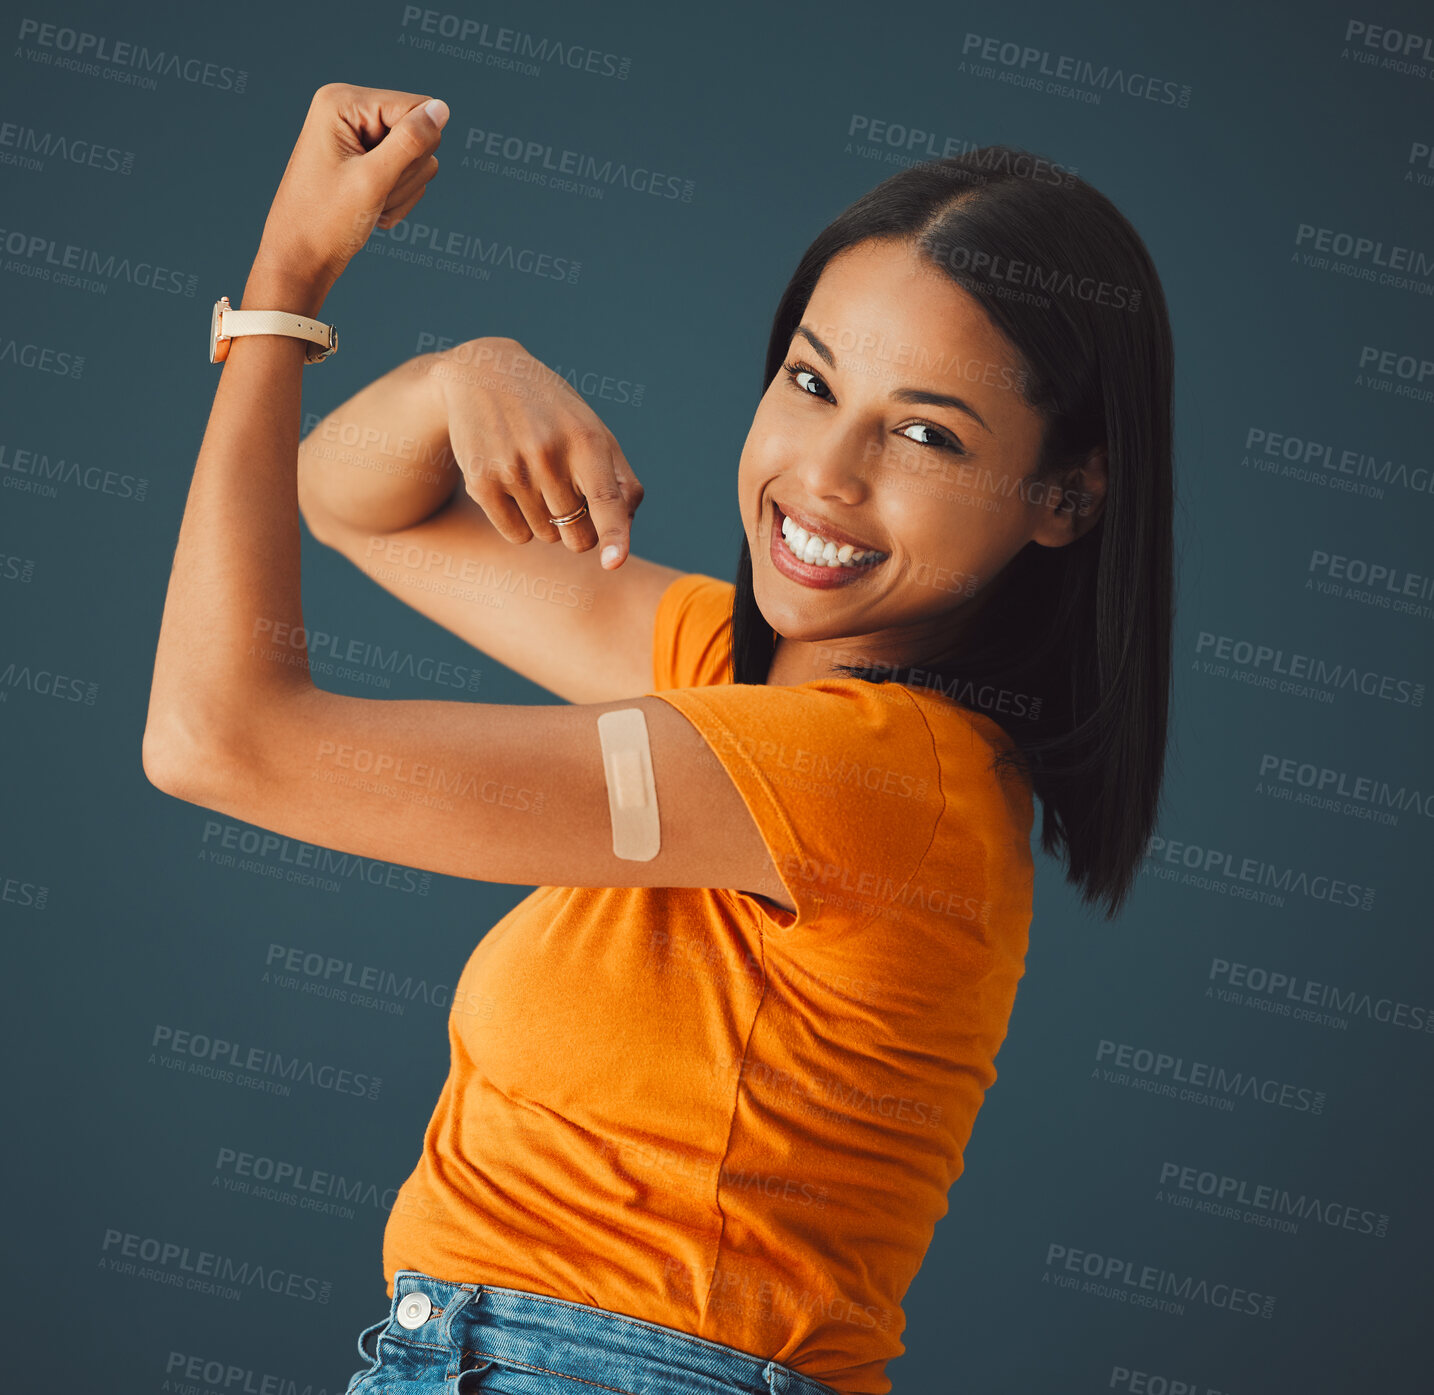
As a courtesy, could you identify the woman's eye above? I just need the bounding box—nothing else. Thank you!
[897,422,961,453]
[784,362,833,400]
[783,360,964,454]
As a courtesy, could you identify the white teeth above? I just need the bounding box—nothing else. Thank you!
[779,512,886,568]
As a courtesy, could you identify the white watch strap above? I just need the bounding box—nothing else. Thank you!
[211,297,337,364]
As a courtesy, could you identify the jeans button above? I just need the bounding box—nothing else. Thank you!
[397,1292,433,1329]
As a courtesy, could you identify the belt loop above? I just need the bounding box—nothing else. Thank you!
[439,1282,482,1347]
[762,1359,782,1392]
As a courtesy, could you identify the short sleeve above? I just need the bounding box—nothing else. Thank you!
[651,573,735,691]
[647,678,944,934]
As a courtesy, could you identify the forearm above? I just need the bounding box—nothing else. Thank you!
[145,263,326,760]
[298,348,461,537]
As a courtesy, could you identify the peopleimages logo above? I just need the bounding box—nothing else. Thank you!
[163,1354,328,1393]
[1093,1039,1326,1115]
[1193,630,1424,707]
[214,1145,407,1220]
[1208,957,1434,1035]
[99,1228,330,1303]
[366,218,580,283]
[1293,221,1434,296]
[13,17,248,92]
[1,868,48,909]
[926,237,1143,311]
[1305,547,1434,621]
[1356,343,1434,406]
[1410,140,1434,187]
[844,119,1078,184]
[1257,751,1434,824]
[149,1024,382,1101]
[1042,1243,1275,1319]
[1343,19,1434,63]
[0,117,133,175]
[0,333,85,378]
[413,333,647,409]
[1158,1160,1390,1240]
[1109,1363,1233,1395]
[960,32,1192,107]
[397,5,632,81]
[251,617,482,692]
[0,655,99,705]
[263,941,495,1019]
[198,818,432,896]
[0,439,149,502]
[461,125,694,202]
[1143,833,1376,911]
[1243,425,1434,499]
[0,223,197,294]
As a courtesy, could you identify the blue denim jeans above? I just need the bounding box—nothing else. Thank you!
[344,1269,842,1394]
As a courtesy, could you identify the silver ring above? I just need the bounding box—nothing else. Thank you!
[547,503,588,526]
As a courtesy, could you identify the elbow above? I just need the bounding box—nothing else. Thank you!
[142,714,222,804]
[141,719,191,798]
[295,464,336,548]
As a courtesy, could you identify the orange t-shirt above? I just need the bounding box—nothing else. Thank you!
[382,572,1035,1393]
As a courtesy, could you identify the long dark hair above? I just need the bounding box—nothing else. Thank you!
[730,146,1175,921]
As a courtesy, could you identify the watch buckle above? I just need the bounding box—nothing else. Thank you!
[209,295,233,364]
[308,323,338,364]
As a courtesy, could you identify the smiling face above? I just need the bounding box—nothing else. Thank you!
[738,236,1106,686]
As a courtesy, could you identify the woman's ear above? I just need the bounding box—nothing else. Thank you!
[1031,446,1108,547]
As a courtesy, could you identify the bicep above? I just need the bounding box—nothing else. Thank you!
[162,690,794,911]
[308,488,685,704]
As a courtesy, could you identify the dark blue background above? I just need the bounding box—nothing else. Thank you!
[2,1,1430,1390]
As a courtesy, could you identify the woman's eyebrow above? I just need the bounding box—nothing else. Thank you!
[794,324,992,433]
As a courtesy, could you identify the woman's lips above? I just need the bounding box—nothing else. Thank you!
[767,501,887,590]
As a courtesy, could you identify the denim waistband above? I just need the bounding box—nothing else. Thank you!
[373,1268,842,1395]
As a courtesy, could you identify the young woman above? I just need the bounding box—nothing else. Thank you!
[144,84,1173,1395]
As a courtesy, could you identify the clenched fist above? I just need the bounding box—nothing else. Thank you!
[252,82,448,294]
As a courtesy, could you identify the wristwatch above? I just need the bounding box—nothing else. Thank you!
[209,295,338,365]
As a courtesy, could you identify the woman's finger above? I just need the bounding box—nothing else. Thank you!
[463,471,535,544]
[526,431,602,553]
[608,441,645,514]
[376,180,430,229]
[382,155,438,214]
[398,150,440,185]
[350,90,446,190]
[375,157,439,228]
[497,454,579,546]
[537,473,599,552]
[451,420,539,543]
[570,433,635,567]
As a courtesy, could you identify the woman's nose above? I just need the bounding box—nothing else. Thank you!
[792,422,877,499]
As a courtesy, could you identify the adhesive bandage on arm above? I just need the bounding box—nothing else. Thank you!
[597,707,661,861]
